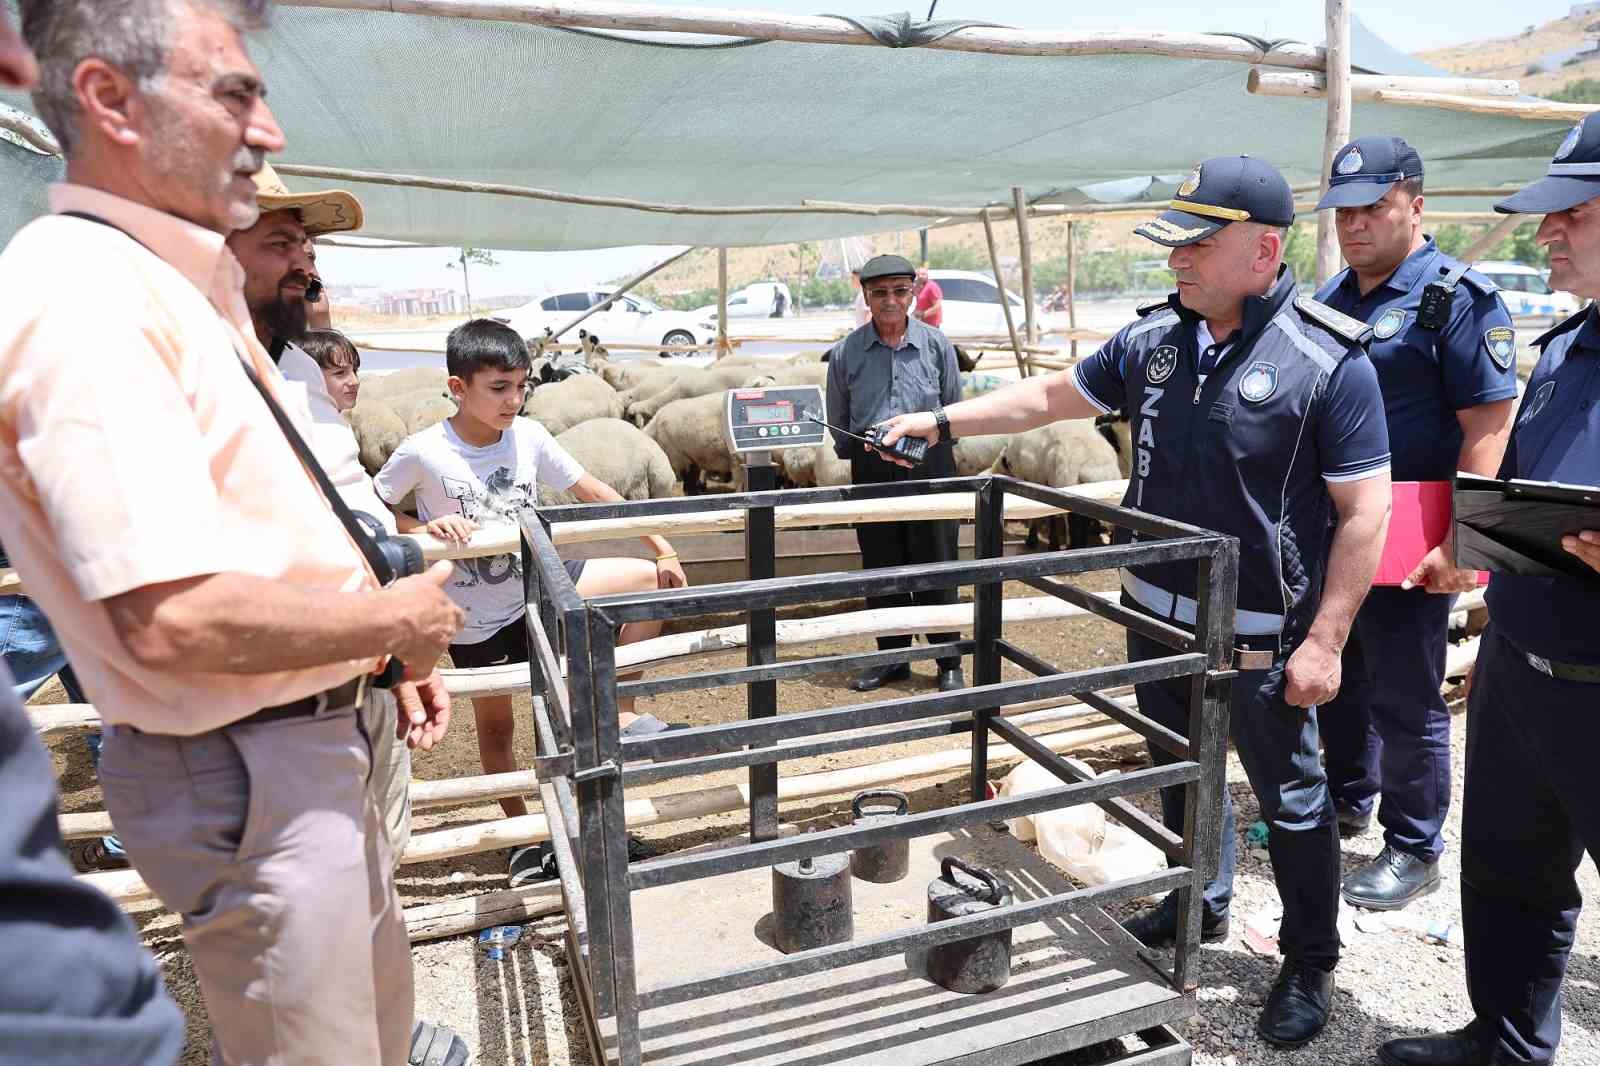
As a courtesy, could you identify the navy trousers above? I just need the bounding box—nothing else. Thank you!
[1128,624,1343,969]
[850,444,960,671]
[1321,585,1454,861]
[1461,627,1600,1064]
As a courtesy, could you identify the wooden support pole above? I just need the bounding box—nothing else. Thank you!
[1458,213,1529,263]
[1316,0,1351,287]
[981,208,1030,378]
[1249,71,1599,121]
[1066,221,1079,360]
[716,247,730,358]
[1012,186,1038,346]
[548,246,696,341]
[276,1,1326,68]
[1246,69,1521,100]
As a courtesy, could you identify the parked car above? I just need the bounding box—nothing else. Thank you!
[492,289,717,354]
[692,281,794,319]
[926,269,1027,336]
[1476,260,1582,320]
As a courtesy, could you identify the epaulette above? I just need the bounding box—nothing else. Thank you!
[1532,307,1590,351]
[1432,259,1499,297]
[1294,296,1372,345]
[1136,297,1173,318]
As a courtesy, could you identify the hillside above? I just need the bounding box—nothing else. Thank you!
[1419,9,1600,95]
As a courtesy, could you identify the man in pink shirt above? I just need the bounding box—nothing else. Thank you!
[913,265,944,329]
[1,3,462,1063]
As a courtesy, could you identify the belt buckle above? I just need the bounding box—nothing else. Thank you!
[1235,648,1274,672]
[1526,652,1554,677]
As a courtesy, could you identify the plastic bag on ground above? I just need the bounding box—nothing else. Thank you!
[997,759,1166,886]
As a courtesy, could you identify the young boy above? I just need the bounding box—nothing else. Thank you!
[298,329,362,414]
[374,319,687,885]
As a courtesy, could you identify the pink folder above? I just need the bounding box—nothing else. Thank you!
[1373,481,1488,587]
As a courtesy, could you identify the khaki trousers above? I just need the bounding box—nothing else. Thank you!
[99,703,413,1066]
[357,687,413,866]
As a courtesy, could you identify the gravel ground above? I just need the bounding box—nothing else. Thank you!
[395,695,1600,1066]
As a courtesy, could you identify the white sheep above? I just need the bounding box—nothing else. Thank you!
[359,367,448,403]
[622,364,777,426]
[775,443,851,488]
[348,398,407,475]
[521,374,625,437]
[988,422,1123,551]
[642,390,745,494]
[537,418,677,506]
[595,357,670,393]
[953,433,1010,477]
[404,395,457,435]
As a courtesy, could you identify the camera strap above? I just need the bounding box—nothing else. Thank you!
[58,208,398,584]
[235,359,400,584]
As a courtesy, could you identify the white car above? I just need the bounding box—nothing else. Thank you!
[693,281,795,320]
[924,269,1027,336]
[493,289,718,353]
[1476,260,1582,320]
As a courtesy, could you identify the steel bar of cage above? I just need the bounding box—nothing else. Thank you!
[1018,573,1197,652]
[619,653,1206,761]
[995,641,1192,761]
[586,537,1221,625]
[637,868,1193,1010]
[617,640,972,699]
[627,760,1196,891]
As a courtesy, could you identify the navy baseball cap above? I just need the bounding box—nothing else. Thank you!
[1495,113,1600,215]
[1136,156,1296,247]
[859,254,916,282]
[1315,136,1424,210]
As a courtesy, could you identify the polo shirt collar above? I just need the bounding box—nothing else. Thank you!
[48,183,234,303]
[1571,305,1600,354]
[1168,265,1296,347]
[1335,235,1439,301]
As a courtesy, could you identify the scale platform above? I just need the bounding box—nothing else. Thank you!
[592,825,1194,1066]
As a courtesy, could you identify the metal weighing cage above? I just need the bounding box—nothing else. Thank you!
[517,471,1239,1066]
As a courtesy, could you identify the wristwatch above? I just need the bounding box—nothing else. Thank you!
[932,405,951,443]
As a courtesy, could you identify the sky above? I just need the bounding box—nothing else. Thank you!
[314,0,1574,301]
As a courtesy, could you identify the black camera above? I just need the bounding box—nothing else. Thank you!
[352,512,426,687]
[305,278,324,304]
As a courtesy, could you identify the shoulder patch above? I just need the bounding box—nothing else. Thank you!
[1293,296,1372,346]
[1127,308,1180,341]
[1136,297,1173,318]
[1532,307,1589,352]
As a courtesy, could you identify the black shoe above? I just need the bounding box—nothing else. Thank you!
[1257,960,1334,1049]
[1121,903,1228,949]
[1378,1025,1493,1066]
[937,667,965,692]
[1336,806,1373,837]
[850,663,911,692]
[1342,844,1441,910]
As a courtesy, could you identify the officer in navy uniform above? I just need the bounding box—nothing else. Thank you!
[880,156,1393,1049]
[1313,137,1518,912]
[1381,112,1600,1066]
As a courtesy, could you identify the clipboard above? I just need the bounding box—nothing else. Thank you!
[1452,473,1600,582]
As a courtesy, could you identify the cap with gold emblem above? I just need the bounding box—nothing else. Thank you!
[1495,112,1600,215]
[251,161,364,235]
[1136,155,1296,248]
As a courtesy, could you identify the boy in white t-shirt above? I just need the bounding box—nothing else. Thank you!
[375,320,687,884]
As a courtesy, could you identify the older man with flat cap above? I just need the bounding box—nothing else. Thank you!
[1312,137,1518,913]
[882,155,1393,1048]
[826,254,965,692]
[1380,111,1600,1066]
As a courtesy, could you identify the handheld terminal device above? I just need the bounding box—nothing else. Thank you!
[806,415,928,467]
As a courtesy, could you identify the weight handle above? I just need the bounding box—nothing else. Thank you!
[852,788,910,819]
[940,856,1004,905]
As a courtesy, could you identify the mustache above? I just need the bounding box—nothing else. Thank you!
[279,271,313,289]
[235,147,266,174]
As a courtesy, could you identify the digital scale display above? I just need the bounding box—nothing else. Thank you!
[744,402,793,424]
[723,385,829,455]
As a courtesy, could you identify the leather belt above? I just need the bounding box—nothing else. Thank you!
[1506,638,1600,684]
[235,675,369,726]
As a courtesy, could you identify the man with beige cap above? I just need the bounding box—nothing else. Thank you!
[0,2,463,1063]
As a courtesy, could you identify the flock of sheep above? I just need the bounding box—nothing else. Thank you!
[347,349,1132,532]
